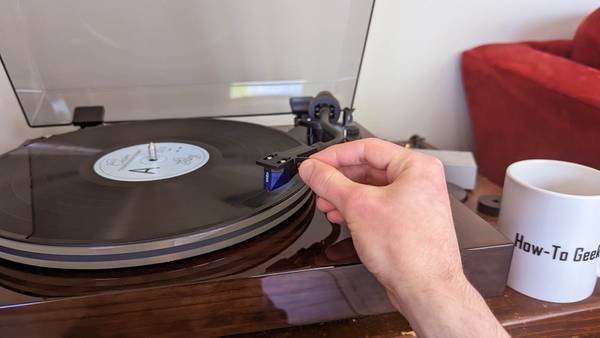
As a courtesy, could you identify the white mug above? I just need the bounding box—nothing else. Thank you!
[498,160,600,303]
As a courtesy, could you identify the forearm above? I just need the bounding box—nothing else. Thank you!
[388,275,509,338]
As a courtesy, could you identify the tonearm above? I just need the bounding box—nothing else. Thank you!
[256,91,360,191]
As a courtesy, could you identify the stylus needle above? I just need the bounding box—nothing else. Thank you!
[148,142,158,161]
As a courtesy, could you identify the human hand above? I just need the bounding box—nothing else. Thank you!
[299,138,461,300]
[298,138,507,337]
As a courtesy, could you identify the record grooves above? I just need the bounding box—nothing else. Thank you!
[0,118,311,269]
[0,196,316,297]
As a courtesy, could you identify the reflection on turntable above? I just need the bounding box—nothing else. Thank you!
[0,197,314,297]
[0,195,366,298]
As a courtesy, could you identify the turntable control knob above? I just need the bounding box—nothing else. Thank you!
[148,142,158,161]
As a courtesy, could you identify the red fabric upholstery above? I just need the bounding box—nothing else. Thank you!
[526,40,573,59]
[572,8,600,69]
[462,39,600,185]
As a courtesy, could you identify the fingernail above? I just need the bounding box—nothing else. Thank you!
[299,160,314,182]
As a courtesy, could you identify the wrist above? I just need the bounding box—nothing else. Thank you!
[387,272,471,315]
[386,274,507,337]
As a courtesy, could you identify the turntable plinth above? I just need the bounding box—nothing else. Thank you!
[0,126,512,337]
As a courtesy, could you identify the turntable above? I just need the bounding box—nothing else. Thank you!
[0,1,512,336]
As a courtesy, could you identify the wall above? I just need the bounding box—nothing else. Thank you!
[1,1,599,154]
[354,0,598,150]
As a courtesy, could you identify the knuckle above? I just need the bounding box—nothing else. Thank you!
[414,153,444,172]
[362,137,384,148]
[410,153,446,184]
[427,157,445,173]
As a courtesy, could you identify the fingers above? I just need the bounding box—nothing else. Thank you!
[326,210,345,224]
[316,197,336,212]
[310,139,413,180]
[338,164,389,186]
[298,159,359,211]
[317,197,346,223]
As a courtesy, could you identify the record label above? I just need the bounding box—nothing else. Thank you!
[93,142,209,182]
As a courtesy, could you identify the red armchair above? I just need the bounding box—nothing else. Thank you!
[462,8,600,185]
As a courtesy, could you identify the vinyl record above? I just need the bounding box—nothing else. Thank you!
[0,118,311,269]
[0,198,315,297]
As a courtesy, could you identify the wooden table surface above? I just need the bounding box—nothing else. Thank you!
[237,175,600,338]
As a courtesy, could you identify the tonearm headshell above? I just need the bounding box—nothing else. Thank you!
[256,91,360,191]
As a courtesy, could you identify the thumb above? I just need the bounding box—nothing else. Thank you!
[298,159,357,211]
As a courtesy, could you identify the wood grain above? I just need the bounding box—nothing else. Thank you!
[0,131,517,337]
[234,174,600,338]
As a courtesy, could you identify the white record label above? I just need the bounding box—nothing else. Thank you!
[93,142,209,182]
